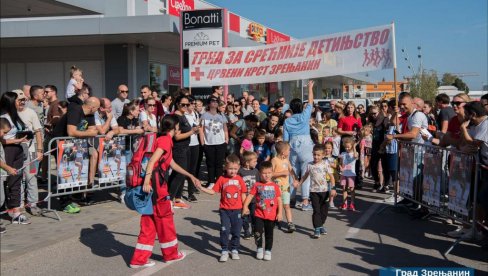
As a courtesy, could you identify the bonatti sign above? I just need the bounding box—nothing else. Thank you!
[182,9,223,30]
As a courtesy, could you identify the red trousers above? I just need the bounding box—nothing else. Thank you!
[130,199,179,265]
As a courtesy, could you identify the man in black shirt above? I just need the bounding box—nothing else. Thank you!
[435,93,456,134]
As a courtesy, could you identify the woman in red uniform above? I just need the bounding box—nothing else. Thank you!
[130,115,201,268]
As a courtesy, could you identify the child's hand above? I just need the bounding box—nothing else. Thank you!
[293,180,300,188]
[276,213,283,222]
[6,167,17,176]
[242,208,249,216]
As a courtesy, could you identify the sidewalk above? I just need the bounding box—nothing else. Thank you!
[0,189,138,262]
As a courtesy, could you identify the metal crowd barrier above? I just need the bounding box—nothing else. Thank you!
[389,141,480,256]
[43,134,136,221]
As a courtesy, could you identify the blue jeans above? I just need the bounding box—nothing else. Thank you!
[219,209,242,252]
[289,135,314,201]
[242,199,256,234]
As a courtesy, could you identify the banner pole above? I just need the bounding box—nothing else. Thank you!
[391,21,398,105]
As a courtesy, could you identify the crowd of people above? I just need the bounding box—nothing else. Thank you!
[0,66,487,265]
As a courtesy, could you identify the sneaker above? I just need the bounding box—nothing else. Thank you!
[130,261,156,268]
[461,228,484,241]
[320,226,327,235]
[63,203,81,214]
[340,202,348,210]
[329,202,337,209]
[384,195,403,203]
[301,204,313,211]
[312,228,321,239]
[373,183,381,192]
[256,248,264,260]
[348,203,356,211]
[120,192,126,204]
[187,194,198,203]
[231,250,240,260]
[447,227,470,238]
[287,222,296,233]
[263,250,272,261]
[173,200,190,209]
[27,205,42,216]
[165,251,186,264]
[219,251,229,262]
[243,232,252,240]
[12,214,31,224]
[295,202,303,209]
[0,226,6,234]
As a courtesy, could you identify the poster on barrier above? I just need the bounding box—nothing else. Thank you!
[98,137,126,184]
[399,146,414,196]
[448,155,472,216]
[57,139,89,189]
[421,151,442,206]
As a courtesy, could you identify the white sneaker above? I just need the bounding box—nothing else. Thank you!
[219,251,229,262]
[461,228,483,241]
[384,195,402,203]
[263,250,272,261]
[130,261,156,268]
[447,227,469,238]
[256,248,264,260]
[329,202,336,209]
[231,250,240,260]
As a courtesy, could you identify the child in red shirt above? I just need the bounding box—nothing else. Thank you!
[243,161,283,261]
[196,154,247,262]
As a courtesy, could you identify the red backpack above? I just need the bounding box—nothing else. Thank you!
[126,133,158,188]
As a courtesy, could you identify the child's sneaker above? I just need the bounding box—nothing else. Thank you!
[312,228,321,239]
[348,203,356,211]
[173,200,190,209]
[256,248,264,260]
[263,250,272,261]
[320,226,327,235]
[12,214,31,225]
[219,251,229,262]
[130,261,155,268]
[329,201,336,209]
[340,202,348,210]
[0,226,6,234]
[301,204,313,211]
[63,203,81,214]
[231,250,240,260]
[243,231,252,240]
[287,222,296,233]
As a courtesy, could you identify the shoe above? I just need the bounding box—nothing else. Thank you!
[207,183,215,189]
[397,198,410,205]
[301,204,313,211]
[173,200,190,209]
[27,205,42,216]
[187,194,198,203]
[243,232,252,240]
[340,202,348,210]
[256,248,264,260]
[373,183,381,192]
[384,195,403,203]
[348,203,356,211]
[287,222,296,233]
[320,226,327,235]
[379,185,389,193]
[0,226,6,234]
[461,228,484,241]
[295,202,303,209]
[231,250,240,260]
[219,251,229,262]
[165,251,186,264]
[312,228,321,239]
[63,203,81,214]
[120,192,126,204]
[130,261,156,268]
[329,202,336,209]
[263,250,272,261]
[447,227,470,238]
[12,214,31,225]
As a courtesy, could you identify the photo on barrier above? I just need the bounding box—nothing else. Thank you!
[56,139,89,189]
[448,154,472,216]
[98,136,127,184]
[399,146,415,196]
[421,150,442,206]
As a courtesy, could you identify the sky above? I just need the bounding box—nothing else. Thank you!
[207,0,488,90]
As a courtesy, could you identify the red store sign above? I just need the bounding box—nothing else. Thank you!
[266,28,290,44]
[168,65,181,85]
[168,0,194,17]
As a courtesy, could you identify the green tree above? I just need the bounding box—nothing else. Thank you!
[441,73,457,85]
[453,78,469,93]
[409,70,438,102]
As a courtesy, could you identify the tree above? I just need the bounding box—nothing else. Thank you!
[409,70,438,102]
[441,73,457,86]
[453,78,469,93]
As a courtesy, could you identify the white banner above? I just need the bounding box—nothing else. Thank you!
[189,24,394,87]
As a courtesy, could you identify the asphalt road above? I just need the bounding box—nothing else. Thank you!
[1,185,486,276]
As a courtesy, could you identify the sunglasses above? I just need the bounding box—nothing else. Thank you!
[451,101,464,107]
[148,104,156,107]
[234,104,240,107]
[180,103,190,107]
[120,90,128,93]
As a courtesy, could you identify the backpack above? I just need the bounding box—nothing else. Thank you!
[126,133,158,188]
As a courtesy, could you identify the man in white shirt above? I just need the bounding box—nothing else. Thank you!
[111,84,130,119]
[95,98,120,140]
[387,93,428,144]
